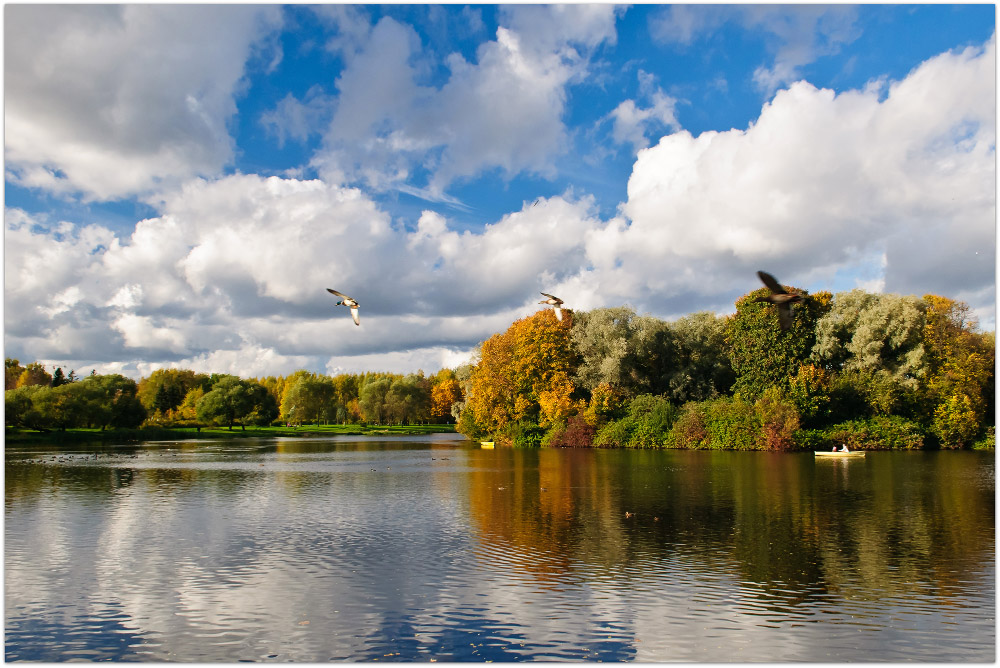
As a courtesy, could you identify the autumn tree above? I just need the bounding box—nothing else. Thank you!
[921,295,994,446]
[137,369,211,416]
[462,309,579,441]
[430,369,463,423]
[5,358,25,390]
[16,362,52,388]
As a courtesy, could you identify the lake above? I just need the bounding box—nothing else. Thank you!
[5,434,995,662]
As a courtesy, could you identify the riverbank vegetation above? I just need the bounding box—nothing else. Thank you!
[457,286,994,450]
[5,359,462,438]
[5,285,993,451]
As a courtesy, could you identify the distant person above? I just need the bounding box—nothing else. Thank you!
[840,445,850,452]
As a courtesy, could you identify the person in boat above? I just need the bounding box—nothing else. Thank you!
[840,445,850,452]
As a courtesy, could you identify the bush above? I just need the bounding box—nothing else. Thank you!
[702,397,759,450]
[972,426,995,450]
[666,402,708,449]
[591,395,677,448]
[825,416,925,450]
[754,387,801,450]
[456,406,485,440]
[501,420,545,448]
[544,415,596,447]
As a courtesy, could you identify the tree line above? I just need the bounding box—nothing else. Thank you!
[5,361,463,432]
[455,286,994,450]
[5,284,994,448]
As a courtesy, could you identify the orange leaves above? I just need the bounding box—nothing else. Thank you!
[430,378,463,422]
[466,310,578,437]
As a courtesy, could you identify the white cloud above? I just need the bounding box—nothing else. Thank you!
[650,5,860,94]
[612,35,995,318]
[4,5,282,200]
[305,5,620,196]
[4,177,606,377]
[608,84,679,152]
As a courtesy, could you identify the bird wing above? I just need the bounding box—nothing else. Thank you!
[327,288,349,298]
[540,292,563,304]
[757,271,787,295]
[350,307,360,326]
[777,304,794,330]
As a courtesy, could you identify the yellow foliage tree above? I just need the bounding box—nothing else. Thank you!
[922,295,994,446]
[464,310,578,439]
[430,378,463,422]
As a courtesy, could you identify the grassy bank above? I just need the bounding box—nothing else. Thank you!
[5,423,458,445]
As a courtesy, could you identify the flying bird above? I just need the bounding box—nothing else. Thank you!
[327,289,360,326]
[539,292,565,321]
[755,271,803,331]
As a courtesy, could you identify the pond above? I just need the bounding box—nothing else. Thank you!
[5,434,995,662]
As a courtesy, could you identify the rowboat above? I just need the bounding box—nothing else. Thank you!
[480,441,495,449]
[814,450,865,458]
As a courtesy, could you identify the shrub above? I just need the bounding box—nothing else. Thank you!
[754,387,801,450]
[972,426,995,450]
[591,395,677,448]
[501,420,545,448]
[593,417,634,448]
[703,397,759,450]
[667,402,708,449]
[544,415,596,447]
[825,416,925,450]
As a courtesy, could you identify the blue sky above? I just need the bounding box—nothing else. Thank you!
[4,4,996,378]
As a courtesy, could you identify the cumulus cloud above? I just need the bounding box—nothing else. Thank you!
[613,35,995,319]
[608,71,680,152]
[303,5,620,195]
[4,5,282,200]
[4,177,606,377]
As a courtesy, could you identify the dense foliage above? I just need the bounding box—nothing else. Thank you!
[457,288,994,450]
[6,362,463,432]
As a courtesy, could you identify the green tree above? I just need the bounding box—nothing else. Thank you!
[666,311,735,402]
[571,306,673,397]
[196,376,256,430]
[51,367,66,387]
[812,291,928,381]
[359,377,393,424]
[5,385,45,428]
[921,295,994,447]
[726,283,831,399]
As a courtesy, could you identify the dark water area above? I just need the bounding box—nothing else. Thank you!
[5,435,995,662]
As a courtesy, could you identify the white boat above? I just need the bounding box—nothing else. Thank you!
[814,450,865,458]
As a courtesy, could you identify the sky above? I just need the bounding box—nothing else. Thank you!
[4,4,996,380]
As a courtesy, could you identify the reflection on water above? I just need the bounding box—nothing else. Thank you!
[5,435,995,662]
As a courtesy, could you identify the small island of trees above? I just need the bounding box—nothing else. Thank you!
[5,284,994,451]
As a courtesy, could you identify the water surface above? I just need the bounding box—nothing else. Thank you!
[5,435,995,661]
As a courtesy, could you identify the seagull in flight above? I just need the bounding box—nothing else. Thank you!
[539,292,565,322]
[754,271,803,331]
[327,289,360,326]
